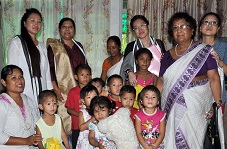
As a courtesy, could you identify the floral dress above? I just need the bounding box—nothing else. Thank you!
[88,122,116,149]
[76,109,93,149]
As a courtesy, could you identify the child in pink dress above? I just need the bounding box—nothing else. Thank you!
[134,85,166,149]
[134,48,158,109]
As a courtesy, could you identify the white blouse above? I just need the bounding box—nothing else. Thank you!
[0,93,40,148]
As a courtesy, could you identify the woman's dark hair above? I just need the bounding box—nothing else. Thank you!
[1,65,23,81]
[88,96,116,116]
[198,12,222,39]
[58,17,75,30]
[130,15,149,30]
[168,12,196,43]
[80,85,99,99]
[21,8,42,78]
[38,90,57,104]
[135,48,153,60]
[139,85,161,109]
[107,36,121,47]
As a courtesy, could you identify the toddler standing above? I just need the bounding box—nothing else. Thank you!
[88,96,116,149]
[134,85,166,148]
[76,85,99,148]
[106,74,123,112]
[119,85,138,123]
[36,90,70,149]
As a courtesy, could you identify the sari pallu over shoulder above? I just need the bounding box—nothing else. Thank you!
[106,57,123,78]
[47,38,76,94]
[161,42,214,149]
[47,38,78,135]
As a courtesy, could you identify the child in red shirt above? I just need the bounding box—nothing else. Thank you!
[119,85,138,124]
[65,64,92,149]
[106,74,123,113]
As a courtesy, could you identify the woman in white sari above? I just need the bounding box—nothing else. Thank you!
[157,12,224,148]
[101,36,123,82]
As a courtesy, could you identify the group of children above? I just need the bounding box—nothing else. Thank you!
[36,48,166,149]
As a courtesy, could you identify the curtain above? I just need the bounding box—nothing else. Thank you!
[1,0,110,77]
[127,0,227,50]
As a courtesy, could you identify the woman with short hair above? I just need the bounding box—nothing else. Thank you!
[158,12,224,148]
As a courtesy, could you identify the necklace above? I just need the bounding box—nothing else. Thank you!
[175,40,193,57]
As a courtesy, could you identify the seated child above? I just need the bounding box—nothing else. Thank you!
[65,64,92,148]
[106,74,123,112]
[88,96,116,149]
[89,77,106,96]
[119,85,138,123]
[76,85,99,149]
[36,90,70,149]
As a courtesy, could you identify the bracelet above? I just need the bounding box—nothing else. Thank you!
[207,110,213,115]
[151,143,156,147]
[125,69,131,74]
[219,60,224,68]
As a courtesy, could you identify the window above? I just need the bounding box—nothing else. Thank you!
[122,0,127,53]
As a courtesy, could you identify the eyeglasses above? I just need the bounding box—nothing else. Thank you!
[133,23,147,31]
[172,25,190,31]
[202,21,218,26]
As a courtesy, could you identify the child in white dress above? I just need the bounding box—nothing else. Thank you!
[88,96,117,149]
[76,85,99,148]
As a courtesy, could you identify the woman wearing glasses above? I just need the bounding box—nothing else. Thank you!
[157,12,224,148]
[199,12,227,148]
[199,12,227,108]
[120,15,165,86]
